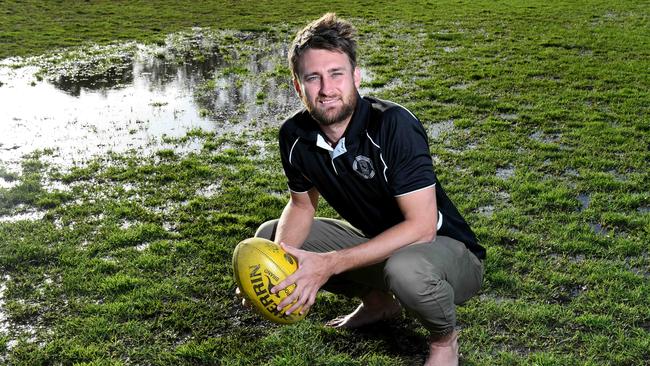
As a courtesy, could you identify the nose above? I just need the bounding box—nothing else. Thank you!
[319,75,334,96]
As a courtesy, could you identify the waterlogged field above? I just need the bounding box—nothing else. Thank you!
[1,1,649,365]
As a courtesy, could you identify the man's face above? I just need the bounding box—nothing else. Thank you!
[293,48,361,127]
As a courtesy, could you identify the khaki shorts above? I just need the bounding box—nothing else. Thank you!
[255,217,484,336]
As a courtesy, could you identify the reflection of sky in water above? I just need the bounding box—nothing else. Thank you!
[0,40,377,173]
[0,65,208,169]
[0,45,301,171]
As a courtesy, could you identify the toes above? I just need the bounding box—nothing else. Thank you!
[325,316,348,327]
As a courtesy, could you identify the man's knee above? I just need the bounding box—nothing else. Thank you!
[384,248,452,303]
[254,219,279,240]
[384,246,456,333]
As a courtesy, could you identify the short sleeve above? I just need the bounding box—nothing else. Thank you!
[380,107,437,196]
[279,121,314,193]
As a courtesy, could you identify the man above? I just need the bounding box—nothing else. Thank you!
[251,13,485,365]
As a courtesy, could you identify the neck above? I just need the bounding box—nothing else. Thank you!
[320,119,350,146]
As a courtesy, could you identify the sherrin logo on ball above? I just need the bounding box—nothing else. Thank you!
[232,237,307,324]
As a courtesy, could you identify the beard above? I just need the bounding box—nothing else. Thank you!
[304,92,357,127]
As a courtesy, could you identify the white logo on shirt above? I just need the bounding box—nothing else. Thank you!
[353,155,375,179]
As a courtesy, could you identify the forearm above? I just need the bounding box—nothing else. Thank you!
[329,186,438,275]
[329,217,436,275]
[275,189,318,248]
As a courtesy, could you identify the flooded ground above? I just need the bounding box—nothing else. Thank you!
[0,29,303,173]
[0,29,382,176]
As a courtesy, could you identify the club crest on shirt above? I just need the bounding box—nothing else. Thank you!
[353,155,375,179]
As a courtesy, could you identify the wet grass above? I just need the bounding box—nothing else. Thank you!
[1,0,482,60]
[1,0,650,365]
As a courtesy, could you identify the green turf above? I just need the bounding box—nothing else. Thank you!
[1,1,649,365]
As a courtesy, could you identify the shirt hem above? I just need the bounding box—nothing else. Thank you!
[393,183,436,198]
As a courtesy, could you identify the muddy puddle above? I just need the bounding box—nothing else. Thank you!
[0,29,307,172]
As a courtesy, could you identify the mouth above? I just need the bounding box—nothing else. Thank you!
[318,97,341,105]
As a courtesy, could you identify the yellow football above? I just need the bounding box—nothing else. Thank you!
[232,237,307,324]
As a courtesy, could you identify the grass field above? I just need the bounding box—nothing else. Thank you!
[1,1,649,365]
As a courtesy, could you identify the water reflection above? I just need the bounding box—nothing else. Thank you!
[139,51,225,91]
[0,31,302,172]
[52,55,135,96]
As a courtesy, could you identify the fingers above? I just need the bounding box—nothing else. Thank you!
[275,281,298,309]
[285,298,306,315]
[277,281,317,315]
[271,272,295,295]
[280,242,303,260]
[271,243,325,316]
[269,243,300,294]
[269,267,304,312]
[281,292,311,315]
[296,290,317,315]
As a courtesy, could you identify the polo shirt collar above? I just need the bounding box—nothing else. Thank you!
[316,134,348,159]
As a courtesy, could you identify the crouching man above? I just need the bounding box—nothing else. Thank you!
[253,13,485,365]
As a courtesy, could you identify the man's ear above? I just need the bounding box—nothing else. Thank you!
[293,78,303,98]
[353,67,361,89]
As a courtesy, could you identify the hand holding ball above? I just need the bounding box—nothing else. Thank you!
[232,237,307,324]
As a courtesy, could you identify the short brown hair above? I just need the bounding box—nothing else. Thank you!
[288,13,358,79]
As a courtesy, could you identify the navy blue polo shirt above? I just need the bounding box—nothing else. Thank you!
[278,94,486,260]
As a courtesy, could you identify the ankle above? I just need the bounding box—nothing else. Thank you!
[425,330,459,366]
[429,330,458,348]
[361,290,397,308]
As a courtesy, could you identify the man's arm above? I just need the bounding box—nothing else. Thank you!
[329,185,437,273]
[234,188,318,306]
[273,185,438,314]
[274,187,319,248]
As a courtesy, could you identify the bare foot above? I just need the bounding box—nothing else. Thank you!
[326,290,401,328]
[424,330,459,366]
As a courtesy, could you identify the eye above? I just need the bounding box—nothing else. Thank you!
[305,75,320,82]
